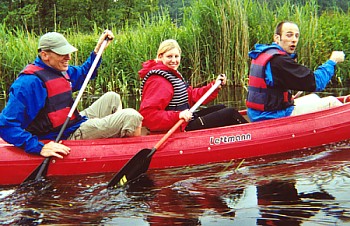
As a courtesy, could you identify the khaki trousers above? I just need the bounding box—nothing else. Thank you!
[291,93,343,116]
[68,92,143,140]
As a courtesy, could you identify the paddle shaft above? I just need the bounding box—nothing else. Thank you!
[24,38,109,182]
[152,79,222,152]
[54,39,109,142]
[294,91,303,99]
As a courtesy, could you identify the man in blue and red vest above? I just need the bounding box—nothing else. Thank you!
[0,31,143,158]
[246,21,345,122]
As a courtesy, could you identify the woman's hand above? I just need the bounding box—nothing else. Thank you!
[216,74,227,88]
[179,109,193,122]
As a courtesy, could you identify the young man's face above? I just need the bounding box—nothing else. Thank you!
[274,22,300,54]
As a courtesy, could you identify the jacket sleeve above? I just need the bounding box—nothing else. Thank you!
[0,75,46,155]
[68,51,101,91]
[269,55,336,92]
[139,76,182,132]
[187,81,220,106]
[313,60,336,91]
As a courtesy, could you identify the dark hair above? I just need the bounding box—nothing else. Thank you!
[274,21,297,35]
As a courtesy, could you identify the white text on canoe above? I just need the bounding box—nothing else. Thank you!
[209,133,252,145]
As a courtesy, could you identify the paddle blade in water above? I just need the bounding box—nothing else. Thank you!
[22,157,50,184]
[107,148,153,188]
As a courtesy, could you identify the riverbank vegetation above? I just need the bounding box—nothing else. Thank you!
[1,0,349,104]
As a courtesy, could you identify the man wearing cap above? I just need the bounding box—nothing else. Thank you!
[0,31,143,158]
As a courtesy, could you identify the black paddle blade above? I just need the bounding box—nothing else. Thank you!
[22,157,50,184]
[107,148,154,188]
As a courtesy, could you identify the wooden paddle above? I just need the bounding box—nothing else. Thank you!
[22,37,110,185]
[107,79,223,188]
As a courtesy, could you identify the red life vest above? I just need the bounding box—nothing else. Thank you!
[246,48,293,111]
[22,64,82,135]
[141,69,190,111]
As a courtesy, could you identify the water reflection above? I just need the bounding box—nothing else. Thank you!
[257,180,334,225]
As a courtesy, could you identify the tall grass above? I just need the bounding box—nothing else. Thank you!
[317,9,350,85]
[182,0,250,87]
[1,0,349,107]
[0,24,37,97]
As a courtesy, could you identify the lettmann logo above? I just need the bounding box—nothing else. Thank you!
[209,133,252,145]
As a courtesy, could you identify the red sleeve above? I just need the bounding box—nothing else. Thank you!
[139,76,182,132]
[187,81,220,106]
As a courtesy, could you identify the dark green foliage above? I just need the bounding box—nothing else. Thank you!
[158,0,192,24]
[255,0,349,12]
[1,0,347,32]
[0,0,159,33]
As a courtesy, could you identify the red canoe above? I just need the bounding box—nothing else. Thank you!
[1,96,350,186]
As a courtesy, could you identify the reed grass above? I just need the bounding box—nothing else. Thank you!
[182,0,250,87]
[1,0,349,108]
[0,24,37,96]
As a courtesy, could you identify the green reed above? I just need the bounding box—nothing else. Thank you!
[0,24,37,97]
[182,0,250,87]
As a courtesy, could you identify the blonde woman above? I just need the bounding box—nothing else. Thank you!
[138,39,247,133]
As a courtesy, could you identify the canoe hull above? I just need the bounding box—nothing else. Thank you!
[1,101,350,185]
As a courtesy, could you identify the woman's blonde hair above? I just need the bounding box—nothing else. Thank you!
[156,39,181,60]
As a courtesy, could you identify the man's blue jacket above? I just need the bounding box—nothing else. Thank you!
[0,52,100,154]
